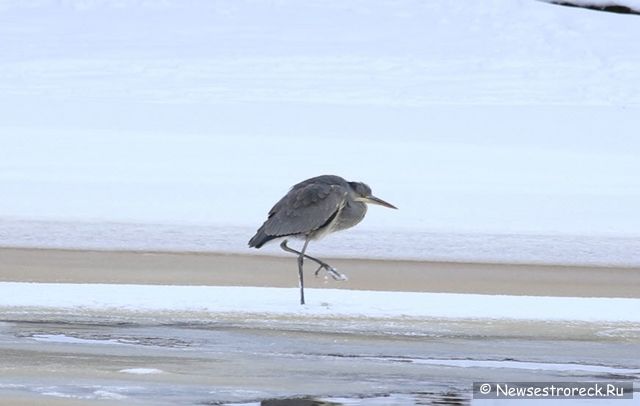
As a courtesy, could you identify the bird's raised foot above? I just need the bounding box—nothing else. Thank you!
[328,268,348,281]
[314,264,348,281]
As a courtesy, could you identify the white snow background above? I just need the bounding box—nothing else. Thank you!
[1,0,639,263]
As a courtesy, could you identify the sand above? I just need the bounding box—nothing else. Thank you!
[0,395,121,406]
[1,247,638,298]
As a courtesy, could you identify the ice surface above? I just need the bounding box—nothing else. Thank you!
[1,282,638,322]
[2,219,639,266]
[119,368,164,375]
[30,333,128,346]
[390,358,640,374]
[1,125,639,237]
[36,388,128,401]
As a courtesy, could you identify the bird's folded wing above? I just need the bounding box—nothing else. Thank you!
[264,183,346,237]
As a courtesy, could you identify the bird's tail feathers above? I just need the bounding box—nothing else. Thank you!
[248,226,274,248]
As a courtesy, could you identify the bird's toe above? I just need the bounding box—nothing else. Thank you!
[327,268,348,281]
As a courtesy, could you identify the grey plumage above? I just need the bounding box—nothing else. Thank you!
[249,175,396,304]
[249,175,348,248]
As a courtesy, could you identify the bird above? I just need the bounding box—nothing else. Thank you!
[248,175,397,305]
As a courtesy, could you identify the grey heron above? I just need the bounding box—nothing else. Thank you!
[248,175,397,305]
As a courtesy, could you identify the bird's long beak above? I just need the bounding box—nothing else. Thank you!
[364,195,397,209]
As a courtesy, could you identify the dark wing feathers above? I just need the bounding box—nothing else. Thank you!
[248,175,351,248]
[263,183,347,238]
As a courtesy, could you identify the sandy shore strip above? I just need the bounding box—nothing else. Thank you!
[0,395,121,406]
[0,247,638,298]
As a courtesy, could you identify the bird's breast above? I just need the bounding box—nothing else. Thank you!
[331,201,367,233]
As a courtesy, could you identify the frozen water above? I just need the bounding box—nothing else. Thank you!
[1,0,639,246]
[2,219,638,266]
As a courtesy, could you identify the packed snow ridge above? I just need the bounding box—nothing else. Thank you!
[1,283,639,323]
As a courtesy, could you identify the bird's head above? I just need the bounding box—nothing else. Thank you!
[348,181,397,209]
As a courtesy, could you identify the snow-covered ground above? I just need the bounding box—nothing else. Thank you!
[2,124,640,237]
[1,282,639,322]
[1,0,639,257]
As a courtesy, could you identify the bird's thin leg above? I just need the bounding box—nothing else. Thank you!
[297,237,311,305]
[280,240,329,268]
[280,240,347,281]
